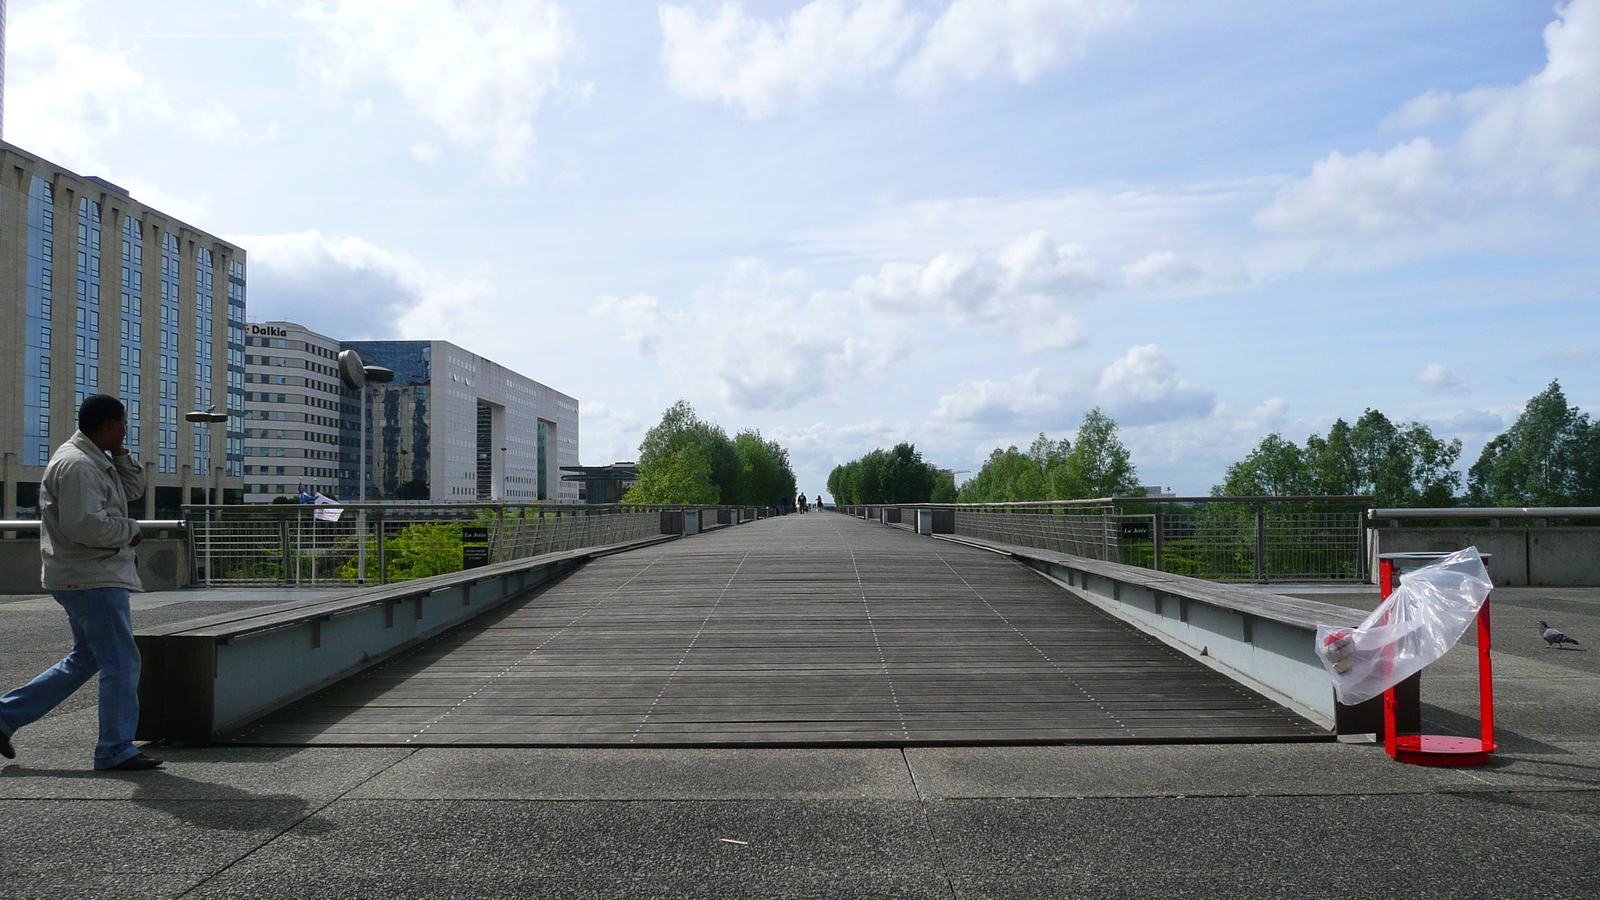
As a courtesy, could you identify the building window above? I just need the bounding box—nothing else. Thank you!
[74,198,103,408]
[24,178,55,466]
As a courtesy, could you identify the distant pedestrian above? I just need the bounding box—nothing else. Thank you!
[798,493,808,513]
[0,395,162,771]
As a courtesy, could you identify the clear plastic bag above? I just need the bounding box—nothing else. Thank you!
[1315,547,1493,706]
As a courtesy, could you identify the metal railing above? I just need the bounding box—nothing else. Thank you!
[840,496,1373,583]
[184,502,680,587]
[1368,506,1600,524]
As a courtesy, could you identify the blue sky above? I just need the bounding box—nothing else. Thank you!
[10,0,1598,496]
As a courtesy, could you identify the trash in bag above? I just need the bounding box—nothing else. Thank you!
[1315,547,1493,706]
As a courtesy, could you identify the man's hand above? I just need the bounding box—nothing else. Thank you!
[129,531,143,548]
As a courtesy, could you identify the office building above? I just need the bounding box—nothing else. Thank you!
[345,340,580,504]
[1,142,246,518]
[241,320,352,502]
[240,325,579,503]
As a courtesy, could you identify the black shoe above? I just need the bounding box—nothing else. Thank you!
[0,730,13,760]
[104,752,163,771]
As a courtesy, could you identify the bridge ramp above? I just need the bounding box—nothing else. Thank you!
[235,513,1324,745]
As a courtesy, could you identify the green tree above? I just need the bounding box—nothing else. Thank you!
[636,400,741,501]
[958,410,1140,502]
[732,429,798,506]
[827,443,942,504]
[1057,408,1141,498]
[1214,433,1307,496]
[1468,381,1598,506]
[625,444,720,504]
[1214,410,1461,506]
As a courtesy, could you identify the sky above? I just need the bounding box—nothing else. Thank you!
[8,0,1598,497]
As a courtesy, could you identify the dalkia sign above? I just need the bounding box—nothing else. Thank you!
[248,325,288,337]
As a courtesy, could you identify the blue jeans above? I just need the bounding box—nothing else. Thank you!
[0,588,143,769]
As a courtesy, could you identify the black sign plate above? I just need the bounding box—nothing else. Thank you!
[463,545,490,568]
[462,526,490,543]
[1120,521,1153,540]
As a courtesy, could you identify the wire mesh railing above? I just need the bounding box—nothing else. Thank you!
[841,496,1372,583]
[185,502,673,587]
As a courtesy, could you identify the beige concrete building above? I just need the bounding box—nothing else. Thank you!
[1,142,245,518]
[241,320,355,503]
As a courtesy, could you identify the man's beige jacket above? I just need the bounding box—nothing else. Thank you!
[40,431,147,592]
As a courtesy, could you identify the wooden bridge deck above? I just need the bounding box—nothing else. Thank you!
[234,513,1325,745]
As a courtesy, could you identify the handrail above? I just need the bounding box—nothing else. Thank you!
[1369,506,1600,519]
[0,519,184,530]
[839,496,1373,509]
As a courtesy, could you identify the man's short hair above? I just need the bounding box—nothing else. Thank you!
[78,394,127,435]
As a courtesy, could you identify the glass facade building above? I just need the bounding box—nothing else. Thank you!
[240,331,578,504]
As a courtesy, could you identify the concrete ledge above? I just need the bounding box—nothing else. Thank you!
[135,534,679,743]
[934,534,1392,734]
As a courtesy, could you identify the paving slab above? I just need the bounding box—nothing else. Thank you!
[347,747,918,800]
[928,793,1600,898]
[0,798,314,876]
[185,799,942,883]
[188,873,953,900]
[0,746,412,800]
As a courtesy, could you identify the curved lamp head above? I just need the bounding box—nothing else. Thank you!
[337,349,366,390]
[363,365,395,384]
[184,406,229,424]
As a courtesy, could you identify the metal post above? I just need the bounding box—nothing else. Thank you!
[377,507,387,585]
[279,514,292,587]
[143,460,155,519]
[1254,503,1266,583]
[204,505,213,586]
[1152,509,1163,573]
[358,386,368,583]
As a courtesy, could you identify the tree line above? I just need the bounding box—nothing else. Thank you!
[829,408,1144,505]
[826,443,957,505]
[624,400,798,506]
[1215,380,1599,507]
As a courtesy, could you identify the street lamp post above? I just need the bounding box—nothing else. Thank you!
[185,407,229,585]
[337,349,394,583]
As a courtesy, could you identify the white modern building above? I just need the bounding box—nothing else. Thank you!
[240,325,579,504]
[345,340,580,504]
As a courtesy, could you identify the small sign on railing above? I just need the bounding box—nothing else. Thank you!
[1120,521,1153,540]
[463,525,490,569]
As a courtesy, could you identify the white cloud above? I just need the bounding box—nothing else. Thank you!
[1450,0,1600,197]
[1261,0,1600,241]
[1540,346,1600,365]
[1254,138,1465,239]
[897,0,1134,94]
[659,0,916,118]
[660,0,1132,115]
[852,230,1099,353]
[592,258,902,412]
[1095,344,1216,426]
[931,369,1066,426]
[6,2,167,170]
[1412,362,1469,393]
[1120,249,1250,294]
[296,0,577,180]
[1451,409,1505,433]
[231,230,492,341]
[591,293,668,356]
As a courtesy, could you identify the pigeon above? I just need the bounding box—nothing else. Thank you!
[1539,621,1580,649]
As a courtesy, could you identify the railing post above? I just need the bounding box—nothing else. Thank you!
[279,514,291,587]
[377,507,388,585]
[1153,509,1163,573]
[1254,503,1266,583]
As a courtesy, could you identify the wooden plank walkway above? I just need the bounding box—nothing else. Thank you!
[234,513,1326,745]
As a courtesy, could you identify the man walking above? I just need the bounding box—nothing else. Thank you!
[0,395,163,771]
